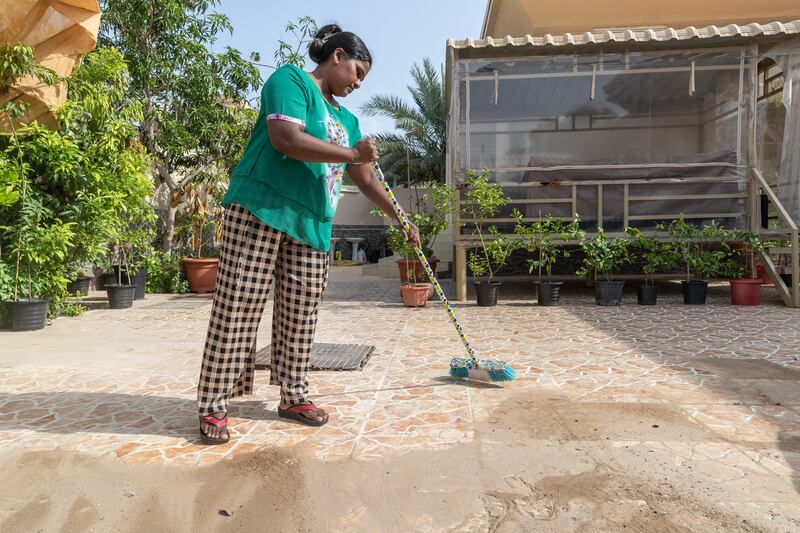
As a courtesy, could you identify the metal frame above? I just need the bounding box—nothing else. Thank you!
[448,38,800,307]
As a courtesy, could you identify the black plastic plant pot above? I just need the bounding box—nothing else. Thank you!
[595,280,625,306]
[537,281,563,306]
[113,267,147,299]
[94,272,115,291]
[474,281,501,307]
[637,284,658,305]
[106,284,137,309]
[67,276,93,296]
[780,273,794,287]
[9,298,51,331]
[682,280,708,305]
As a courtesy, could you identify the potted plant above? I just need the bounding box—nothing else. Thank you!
[629,227,678,305]
[0,166,74,330]
[515,213,580,306]
[728,230,765,306]
[105,242,137,309]
[179,181,222,293]
[461,170,519,306]
[373,181,454,292]
[399,259,430,307]
[577,228,635,306]
[113,223,154,300]
[666,218,738,305]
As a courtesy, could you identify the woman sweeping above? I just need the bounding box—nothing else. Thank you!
[197,24,420,444]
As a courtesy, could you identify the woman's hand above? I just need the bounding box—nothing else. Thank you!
[400,220,421,250]
[351,138,378,164]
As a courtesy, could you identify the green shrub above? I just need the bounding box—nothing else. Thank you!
[143,252,189,294]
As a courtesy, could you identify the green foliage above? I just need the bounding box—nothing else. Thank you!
[577,228,635,282]
[0,43,60,118]
[665,217,738,281]
[274,16,318,68]
[462,169,518,280]
[514,213,581,280]
[627,228,679,285]
[372,182,454,259]
[99,0,263,253]
[726,230,767,279]
[142,251,189,294]
[361,58,445,185]
[52,299,87,318]
[0,47,153,310]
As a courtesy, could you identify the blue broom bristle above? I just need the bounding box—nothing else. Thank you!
[449,366,470,379]
[449,358,516,382]
[487,364,517,382]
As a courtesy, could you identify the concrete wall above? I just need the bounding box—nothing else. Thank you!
[484,0,800,38]
[333,186,455,265]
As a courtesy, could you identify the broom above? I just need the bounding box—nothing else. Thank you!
[370,162,516,382]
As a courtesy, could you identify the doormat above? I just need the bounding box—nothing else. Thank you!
[255,343,375,371]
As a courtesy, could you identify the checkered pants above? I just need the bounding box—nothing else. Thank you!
[197,203,329,415]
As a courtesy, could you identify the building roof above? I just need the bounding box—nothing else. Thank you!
[450,20,800,51]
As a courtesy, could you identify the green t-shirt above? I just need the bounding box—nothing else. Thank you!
[222,64,362,252]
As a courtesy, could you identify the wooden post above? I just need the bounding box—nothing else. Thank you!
[455,242,467,302]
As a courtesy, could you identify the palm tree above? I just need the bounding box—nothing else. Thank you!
[360,58,445,185]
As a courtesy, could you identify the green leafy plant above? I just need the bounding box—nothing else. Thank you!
[372,181,454,261]
[577,227,635,282]
[665,218,738,281]
[273,16,318,68]
[727,230,767,279]
[515,213,581,281]
[141,251,189,294]
[99,0,263,253]
[461,169,519,281]
[0,43,60,122]
[628,228,679,285]
[52,299,87,318]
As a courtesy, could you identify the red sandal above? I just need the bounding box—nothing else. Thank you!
[199,414,230,445]
[278,402,329,427]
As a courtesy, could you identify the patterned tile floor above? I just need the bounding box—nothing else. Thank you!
[2,269,800,516]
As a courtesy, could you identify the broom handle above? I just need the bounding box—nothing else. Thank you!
[370,162,477,360]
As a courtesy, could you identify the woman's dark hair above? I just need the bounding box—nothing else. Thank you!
[308,24,372,65]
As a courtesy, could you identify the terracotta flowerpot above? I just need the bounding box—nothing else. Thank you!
[755,264,774,286]
[183,258,219,293]
[729,278,762,306]
[400,283,429,307]
[396,258,437,283]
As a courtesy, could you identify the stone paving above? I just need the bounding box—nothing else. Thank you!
[1,268,800,524]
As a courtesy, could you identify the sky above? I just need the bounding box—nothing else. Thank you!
[212,0,488,135]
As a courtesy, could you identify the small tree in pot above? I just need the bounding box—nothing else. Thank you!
[577,228,635,306]
[372,181,454,288]
[666,217,738,305]
[515,212,580,306]
[0,161,75,329]
[628,227,678,305]
[462,169,518,306]
[177,180,224,293]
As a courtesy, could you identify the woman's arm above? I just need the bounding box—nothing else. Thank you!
[347,163,421,249]
[268,120,377,164]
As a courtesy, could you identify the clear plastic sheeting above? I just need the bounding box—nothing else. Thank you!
[455,49,751,231]
[762,38,800,225]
